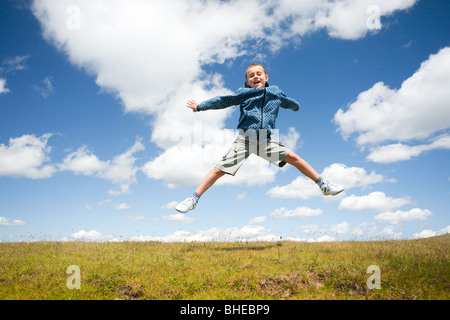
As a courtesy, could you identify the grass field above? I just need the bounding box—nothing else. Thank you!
[0,234,448,300]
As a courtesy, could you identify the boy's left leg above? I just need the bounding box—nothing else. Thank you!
[282,152,344,196]
[195,167,226,196]
[176,136,249,213]
[282,152,320,182]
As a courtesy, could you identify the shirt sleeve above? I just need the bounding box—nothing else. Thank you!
[278,90,300,111]
[196,92,242,112]
[196,87,257,112]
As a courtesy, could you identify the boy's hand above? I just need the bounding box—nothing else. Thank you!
[186,100,198,112]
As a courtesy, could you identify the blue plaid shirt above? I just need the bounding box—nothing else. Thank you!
[196,83,300,139]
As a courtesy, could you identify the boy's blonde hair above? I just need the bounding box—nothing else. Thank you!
[245,63,267,80]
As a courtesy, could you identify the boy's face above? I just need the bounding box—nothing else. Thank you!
[246,65,269,89]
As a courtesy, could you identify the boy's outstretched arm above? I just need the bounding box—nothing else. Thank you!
[186,100,198,112]
[192,93,244,112]
[279,93,300,111]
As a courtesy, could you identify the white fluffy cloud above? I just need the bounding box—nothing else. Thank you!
[339,191,411,212]
[130,225,279,242]
[123,224,449,242]
[335,47,450,162]
[0,133,55,179]
[267,176,321,200]
[70,229,119,242]
[163,213,195,224]
[413,229,436,239]
[294,224,326,235]
[374,208,432,224]
[0,133,143,193]
[161,201,179,209]
[114,203,131,210]
[330,221,350,235]
[31,0,417,189]
[59,145,108,176]
[366,134,450,163]
[59,140,144,194]
[279,127,301,151]
[142,142,221,190]
[248,216,267,225]
[292,221,405,240]
[267,163,392,199]
[0,217,26,226]
[31,0,418,111]
[321,163,393,188]
[299,0,417,40]
[413,226,450,239]
[286,235,336,242]
[270,206,323,219]
[32,0,270,114]
[0,78,10,94]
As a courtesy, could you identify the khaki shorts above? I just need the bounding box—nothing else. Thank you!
[216,136,291,176]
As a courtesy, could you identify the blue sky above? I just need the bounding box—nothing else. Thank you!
[0,0,449,242]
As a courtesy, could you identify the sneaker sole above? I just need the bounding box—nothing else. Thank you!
[324,188,344,196]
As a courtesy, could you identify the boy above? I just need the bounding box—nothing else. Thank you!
[176,64,343,213]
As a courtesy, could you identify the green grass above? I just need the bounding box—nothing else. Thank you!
[0,234,448,300]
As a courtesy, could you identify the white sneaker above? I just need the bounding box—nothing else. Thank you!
[319,180,344,196]
[175,197,197,213]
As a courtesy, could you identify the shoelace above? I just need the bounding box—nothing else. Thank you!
[320,180,329,190]
[182,197,196,208]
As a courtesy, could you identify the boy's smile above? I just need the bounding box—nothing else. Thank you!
[246,65,269,89]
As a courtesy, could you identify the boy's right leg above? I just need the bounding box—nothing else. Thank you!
[283,152,344,196]
[282,152,320,182]
[175,168,226,213]
[195,167,226,196]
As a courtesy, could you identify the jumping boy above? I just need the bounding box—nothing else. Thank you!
[176,64,344,213]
